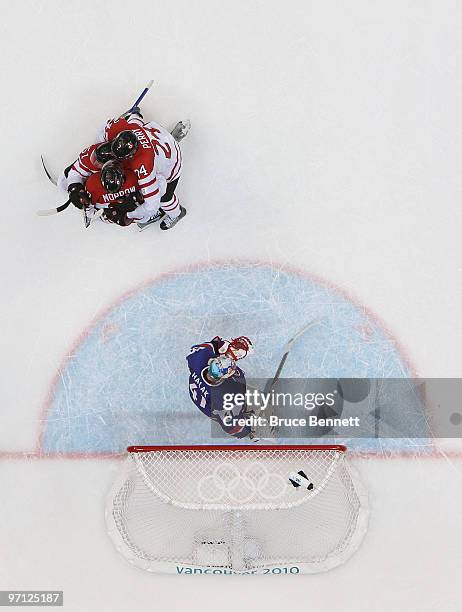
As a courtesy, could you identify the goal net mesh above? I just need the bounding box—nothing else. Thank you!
[106,446,368,574]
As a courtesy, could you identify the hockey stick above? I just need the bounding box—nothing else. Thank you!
[263,319,322,394]
[40,155,58,186]
[39,154,111,225]
[129,79,154,112]
[37,200,104,224]
[38,157,90,225]
[37,156,67,216]
[37,199,71,216]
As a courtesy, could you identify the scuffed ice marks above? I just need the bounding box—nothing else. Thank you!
[41,263,410,453]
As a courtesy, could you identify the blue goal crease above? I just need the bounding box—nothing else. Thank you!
[41,264,425,455]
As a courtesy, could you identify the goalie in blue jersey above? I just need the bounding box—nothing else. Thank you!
[186,336,254,438]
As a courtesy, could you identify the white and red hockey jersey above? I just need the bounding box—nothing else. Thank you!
[99,116,182,218]
[58,114,182,221]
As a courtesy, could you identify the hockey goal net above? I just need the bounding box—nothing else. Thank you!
[106,445,368,574]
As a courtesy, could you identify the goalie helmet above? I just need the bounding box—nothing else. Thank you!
[112,130,139,160]
[208,355,237,381]
[95,142,115,165]
[101,162,125,193]
[224,336,253,361]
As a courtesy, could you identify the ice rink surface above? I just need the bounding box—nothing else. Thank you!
[1,0,462,610]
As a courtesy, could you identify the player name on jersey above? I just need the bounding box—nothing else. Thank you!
[101,185,136,203]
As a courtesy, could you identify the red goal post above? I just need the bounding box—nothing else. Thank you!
[127,444,348,452]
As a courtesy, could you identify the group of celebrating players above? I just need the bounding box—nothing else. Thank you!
[58,108,189,230]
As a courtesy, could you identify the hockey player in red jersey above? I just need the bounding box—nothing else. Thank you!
[58,108,189,231]
[84,162,144,226]
[85,162,139,207]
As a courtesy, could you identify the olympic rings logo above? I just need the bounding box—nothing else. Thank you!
[196,461,288,503]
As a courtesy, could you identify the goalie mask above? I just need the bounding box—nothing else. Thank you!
[207,355,237,381]
[222,336,253,361]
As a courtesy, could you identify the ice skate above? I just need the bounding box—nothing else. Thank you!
[137,208,165,231]
[160,206,187,230]
[170,120,191,142]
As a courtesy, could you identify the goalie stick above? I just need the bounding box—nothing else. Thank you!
[252,319,322,438]
[264,319,322,394]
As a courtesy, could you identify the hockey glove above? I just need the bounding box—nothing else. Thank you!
[121,107,144,121]
[68,183,91,210]
[103,194,139,226]
[103,207,133,226]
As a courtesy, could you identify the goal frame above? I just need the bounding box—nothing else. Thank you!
[107,443,368,575]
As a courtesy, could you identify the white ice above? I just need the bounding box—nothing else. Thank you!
[1,1,462,610]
